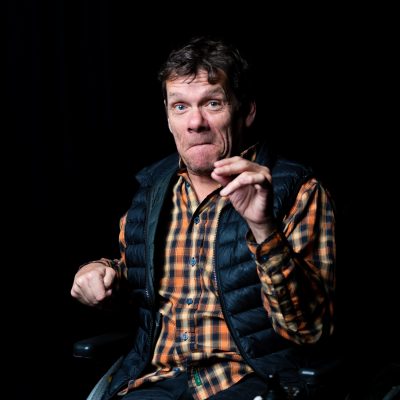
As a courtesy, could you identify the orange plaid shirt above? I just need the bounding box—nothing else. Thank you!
[111,157,335,399]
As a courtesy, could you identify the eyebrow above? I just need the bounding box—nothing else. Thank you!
[168,87,226,99]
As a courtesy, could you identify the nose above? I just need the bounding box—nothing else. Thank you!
[188,107,209,133]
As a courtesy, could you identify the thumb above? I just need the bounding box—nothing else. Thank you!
[103,267,116,290]
[211,170,232,187]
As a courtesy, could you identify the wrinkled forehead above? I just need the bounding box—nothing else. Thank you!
[165,69,232,100]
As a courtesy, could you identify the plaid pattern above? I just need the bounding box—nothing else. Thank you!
[248,178,335,344]
[113,155,335,399]
[118,173,253,399]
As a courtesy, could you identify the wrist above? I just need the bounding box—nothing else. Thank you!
[249,218,277,244]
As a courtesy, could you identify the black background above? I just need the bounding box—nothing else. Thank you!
[7,1,397,399]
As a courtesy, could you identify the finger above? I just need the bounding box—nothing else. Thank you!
[214,156,243,168]
[211,170,231,187]
[87,272,109,303]
[103,267,116,290]
[72,269,107,305]
[213,157,252,177]
[212,158,255,188]
[71,281,93,306]
[219,171,269,196]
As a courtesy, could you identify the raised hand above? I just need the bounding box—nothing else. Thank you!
[211,156,276,243]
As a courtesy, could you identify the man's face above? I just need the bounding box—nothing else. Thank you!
[165,70,246,176]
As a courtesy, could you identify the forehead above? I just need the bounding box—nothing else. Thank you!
[166,70,227,97]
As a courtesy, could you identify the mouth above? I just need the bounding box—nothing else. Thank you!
[188,142,213,148]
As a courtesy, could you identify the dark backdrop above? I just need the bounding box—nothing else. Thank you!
[7,1,396,399]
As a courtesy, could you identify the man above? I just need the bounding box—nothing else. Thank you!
[71,37,336,400]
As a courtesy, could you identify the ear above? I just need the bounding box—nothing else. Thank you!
[245,101,256,128]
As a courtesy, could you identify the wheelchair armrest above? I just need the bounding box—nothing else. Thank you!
[73,332,132,360]
[298,358,343,386]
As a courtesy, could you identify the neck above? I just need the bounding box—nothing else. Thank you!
[188,172,220,203]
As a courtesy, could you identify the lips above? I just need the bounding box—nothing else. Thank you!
[189,142,213,148]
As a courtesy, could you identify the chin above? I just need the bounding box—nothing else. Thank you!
[185,148,219,172]
[187,162,215,175]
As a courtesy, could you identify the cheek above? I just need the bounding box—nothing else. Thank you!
[168,119,179,137]
[217,121,234,143]
[168,116,184,131]
[169,124,185,148]
[217,113,234,134]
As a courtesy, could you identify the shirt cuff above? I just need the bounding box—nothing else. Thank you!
[79,258,122,278]
[247,231,290,268]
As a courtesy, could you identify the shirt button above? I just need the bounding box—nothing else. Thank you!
[194,216,200,224]
[190,257,197,266]
[186,298,193,305]
[181,332,189,341]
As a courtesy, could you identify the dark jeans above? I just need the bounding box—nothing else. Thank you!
[117,372,270,400]
[114,371,192,400]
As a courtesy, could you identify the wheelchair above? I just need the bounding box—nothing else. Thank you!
[72,332,384,400]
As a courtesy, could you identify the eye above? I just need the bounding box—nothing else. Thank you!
[173,104,186,112]
[207,100,223,110]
